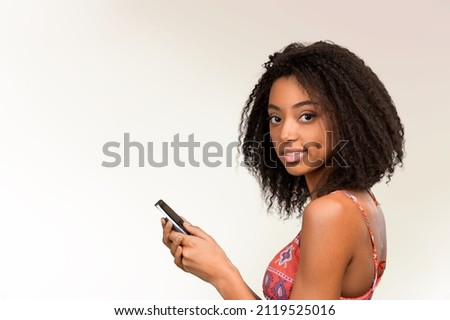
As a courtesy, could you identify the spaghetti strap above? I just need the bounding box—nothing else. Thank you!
[332,190,381,290]
[263,190,385,300]
[332,190,375,238]
[367,190,379,206]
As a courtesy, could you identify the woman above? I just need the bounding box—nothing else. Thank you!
[161,41,405,299]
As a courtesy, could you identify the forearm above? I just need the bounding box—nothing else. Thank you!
[212,264,261,300]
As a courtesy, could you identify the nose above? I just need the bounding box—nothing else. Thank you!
[279,119,299,142]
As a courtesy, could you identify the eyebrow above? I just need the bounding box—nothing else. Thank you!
[268,100,317,111]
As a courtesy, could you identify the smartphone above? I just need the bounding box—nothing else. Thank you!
[155,199,191,235]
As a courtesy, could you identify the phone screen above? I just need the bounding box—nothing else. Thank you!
[155,199,190,235]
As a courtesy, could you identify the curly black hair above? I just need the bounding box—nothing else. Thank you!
[238,41,405,218]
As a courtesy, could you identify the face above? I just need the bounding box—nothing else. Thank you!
[268,76,331,182]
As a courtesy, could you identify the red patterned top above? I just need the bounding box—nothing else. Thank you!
[262,190,386,300]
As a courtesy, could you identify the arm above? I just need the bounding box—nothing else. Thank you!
[162,219,261,299]
[289,196,356,299]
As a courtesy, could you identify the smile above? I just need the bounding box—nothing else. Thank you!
[280,149,307,163]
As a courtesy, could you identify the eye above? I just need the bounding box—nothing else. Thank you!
[299,113,315,122]
[268,115,282,124]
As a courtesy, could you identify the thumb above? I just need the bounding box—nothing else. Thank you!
[182,221,209,239]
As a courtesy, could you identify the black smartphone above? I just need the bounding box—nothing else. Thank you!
[155,199,191,235]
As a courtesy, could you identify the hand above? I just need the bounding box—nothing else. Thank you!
[161,218,186,267]
[161,218,236,287]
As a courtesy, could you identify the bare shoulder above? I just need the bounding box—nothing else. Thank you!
[303,192,359,226]
[291,192,365,298]
[302,192,365,247]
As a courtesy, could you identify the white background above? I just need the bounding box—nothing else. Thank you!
[0,0,449,300]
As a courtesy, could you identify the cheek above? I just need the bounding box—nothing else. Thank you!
[305,129,329,160]
[269,128,280,148]
[306,146,323,162]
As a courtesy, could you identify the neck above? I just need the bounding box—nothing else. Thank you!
[305,167,327,199]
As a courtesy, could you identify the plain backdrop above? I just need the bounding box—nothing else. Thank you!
[1,0,449,300]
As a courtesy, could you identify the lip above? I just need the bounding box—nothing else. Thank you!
[280,148,307,163]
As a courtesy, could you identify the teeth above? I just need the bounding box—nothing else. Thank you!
[283,151,305,162]
[284,151,303,156]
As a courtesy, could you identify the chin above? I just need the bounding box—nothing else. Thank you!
[283,161,324,177]
[283,162,309,176]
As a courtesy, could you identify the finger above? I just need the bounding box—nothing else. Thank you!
[182,222,210,240]
[164,220,173,233]
[179,216,190,224]
[162,220,174,247]
[170,235,183,256]
[168,230,186,242]
[174,246,184,271]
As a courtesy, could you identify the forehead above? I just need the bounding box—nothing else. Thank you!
[268,76,321,113]
[268,76,311,105]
